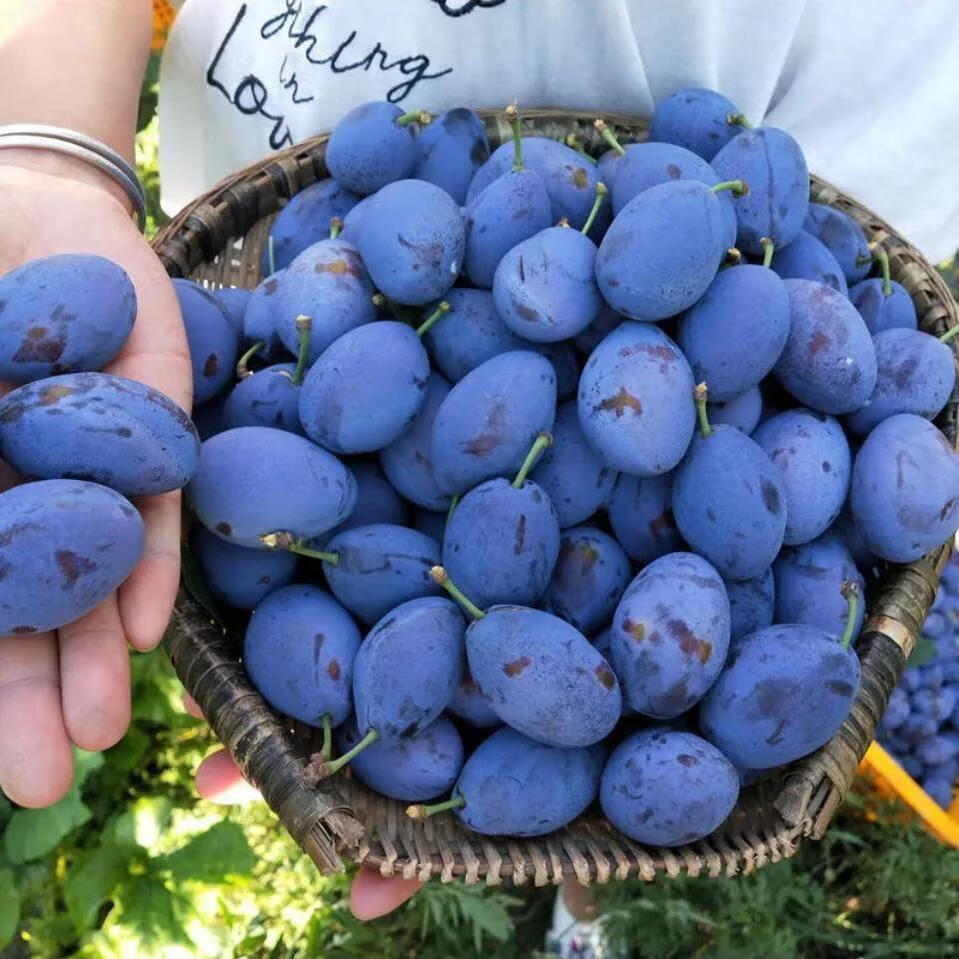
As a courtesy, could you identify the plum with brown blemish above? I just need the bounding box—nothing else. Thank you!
[431,350,556,495]
[753,408,851,545]
[414,107,490,205]
[0,254,135,384]
[802,203,871,284]
[770,230,848,296]
[600,727,740,846]
[724,567,775,642]
[849,413,959,563]
[699,581,862,769]
[336,714,464,802]
[191,525,296,611]
[442,433,560,608]
[775,279,878,415]
[529,401,616,528]
[0,371,200,496]
[649,87,748,160]
[577,321,696,476]
[845,327,957,436]
[406,727,605,836]
[447,671,501,728]
[173,278,240,405]
[0,479,144,635]
[672,384,787,579]
[243,584,360,730]
[543,526,630,637]
[606,471,683,564]
[188,426,356,548]
[609,551,730,718]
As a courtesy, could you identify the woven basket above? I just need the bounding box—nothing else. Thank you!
[154,109,959,885]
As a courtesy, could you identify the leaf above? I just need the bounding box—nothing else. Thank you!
[113,797,173,855]
[105,726,151,776]
[3,791,91,864]
[65,844,127,930]
[0,868,19,949]
[159,821,255,884]
[109,875,194,954]
[73,748,105,789]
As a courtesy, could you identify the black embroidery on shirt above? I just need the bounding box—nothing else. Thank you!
[430,0,508,15]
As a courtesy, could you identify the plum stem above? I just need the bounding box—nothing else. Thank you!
[581,182,608,236]
[407,795,466,820]
[727,112,751,129]
[447,494,460,523]
[321,715,333,761]
[873,246,893,297]
[712,179,749,197]
[724,247,743,267]
[290,315,312,386]
[939,325,959,344]
[416,300,451,338]
[839,580,860,649]
[513,431,553,488]
[259,531,339,564]
[324,729,380,775]
[329,217,344,240]
[505,102,524,172]
[430,566,485,620]
[694,383,712,438]
[593,118,626,157]
[267,235,276,276]
[565,133,598,165]
[236,341,263,380]
[760,237,775,269]
[396,109,430,127]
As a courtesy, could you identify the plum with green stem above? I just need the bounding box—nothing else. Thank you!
[849,244,918,334]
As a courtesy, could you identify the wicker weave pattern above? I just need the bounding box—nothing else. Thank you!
[157,109,959,882]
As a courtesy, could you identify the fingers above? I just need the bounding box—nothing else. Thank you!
[349,866,423,921]
[195,748,259,805]
[58,593,131,752]
[0,632,74,808]
[182,693,204,720]
[118,490,181,651]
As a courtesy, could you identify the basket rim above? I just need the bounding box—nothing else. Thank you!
[156,108,959,884]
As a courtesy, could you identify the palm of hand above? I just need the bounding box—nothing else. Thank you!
[0,162,191,808]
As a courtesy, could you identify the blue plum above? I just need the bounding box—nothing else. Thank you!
[676,264,790,402]
[192,393,227,442]
[833,506,879,573]
[577,322,696,475]
[192,525,296,610]
[323,524,441,625]
[770,230,848,295]
[610,552,730,718]
[411,727,603,837]
[337,714,464,802]
[493,225,602,343]
[431,351,556,495]
[0,480,144,635]
[212,287,251,338]
[600,728,739,845]
[352,596,465,745]
[222,362,305,435]
[242,273,287,360]
[447,672,500,728]
[725,568,775,641]
[357,179,465,305]
[543,527,630,636]
[774,280,877,414]
[414,108,490,205]
[0,254,135,383]
[774,532,865,641]
[464,604,621,747]
[299,321,430,454]
[708,386,763,433]
[529,401,616,528]
[188,427,356,548]
[263,178,360,273]
[752,408,851,545]
[329,459,408,534]
[380,372,452,511]
[271,239,376,363]
[710,127,810,254]
[649,88,747,160]
[606,472,684,563]
[325,101,421,194]
[338,194,376,247]
[850,277,917,335]
[574,303,623,355]
[173,279,240,405]
[850,414,959,563]
[845,328,956,436]
[802,203,871,284]
[244,584,360,727]
[595,180,729,320]
[0,372,200,496]
[443,476,560,608]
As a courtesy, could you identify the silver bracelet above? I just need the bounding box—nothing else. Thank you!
[0,124,147,232]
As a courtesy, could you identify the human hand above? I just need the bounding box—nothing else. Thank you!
[183,695,423,920]
[0,155,191,808]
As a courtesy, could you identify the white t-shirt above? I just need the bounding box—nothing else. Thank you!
[159,0,959,262]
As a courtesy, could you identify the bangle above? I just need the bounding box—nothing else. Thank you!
[0,124,147,232]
